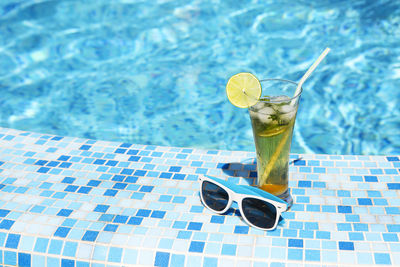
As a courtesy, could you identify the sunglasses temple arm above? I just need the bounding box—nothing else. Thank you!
[203,175,250,194]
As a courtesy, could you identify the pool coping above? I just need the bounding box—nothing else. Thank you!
[0,126,398,266]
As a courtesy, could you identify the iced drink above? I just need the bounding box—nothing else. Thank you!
[248,79,301,207]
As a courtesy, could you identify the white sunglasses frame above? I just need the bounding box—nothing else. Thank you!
[199,175,288,231]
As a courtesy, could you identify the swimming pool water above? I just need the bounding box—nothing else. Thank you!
[0,0,399,155]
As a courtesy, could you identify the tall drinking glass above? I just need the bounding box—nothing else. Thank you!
[248,79,302,208]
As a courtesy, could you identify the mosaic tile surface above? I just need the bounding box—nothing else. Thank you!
[0,127,399,266]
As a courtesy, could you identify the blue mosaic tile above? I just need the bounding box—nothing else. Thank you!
[154,251,170,266]
[81,231,99,242]
[305,249,320,261]
[4,251,17,265]
[374,253,392,265]
[48,239,63,254]
[364,175,378,182]
[288,248,303,260]
[221,244,237,256]
[18,252,31,267]
[338,206,352,213]
[387,183,400,190]
[387,224,400,232]
[177,231,192,239]
[383,233,399,242]
[288,238,303,248]
[189,241,205,253]
[339,241,354,250]
[6,233,21,249]
[54,227,71,238]
[233,225,249,234]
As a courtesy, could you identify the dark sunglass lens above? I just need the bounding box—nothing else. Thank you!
[201,181,229,211]
[242,198,277,229]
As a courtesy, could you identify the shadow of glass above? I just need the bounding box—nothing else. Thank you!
[219,157,303,185]
[218,158,257,186]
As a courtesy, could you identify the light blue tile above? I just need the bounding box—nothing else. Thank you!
[208,233,223,242]
[327,168,340,174]
[192,232,208,241]
[171,254,185,267]
[354,207,368,214]
[369,207,385,215]
[335,161,347,167]
[342,198,357,205]
[204,242,222,255]
[117,225,133,234]
[203,257,218,267]
[48,239,63,254]
[374,253,392,265]
[34,238,49,253]
[68,229,85,241]
[75,220,91,229]
[352,191,366,197]
[254,246,269,258]
[342,168,355,174]
[299,230,314,238]
[108,247,123,263]
[63,241,78,257]
[217,225,235,234]
[378,162,392,168]
[322,241,337,249]
[305,239,320,249]
[349,161,363,167]
[382,191,397,198]
[270,247,286,260]
[123,248,138,265]
[47,256,62,267]
[272,238,286,246]
[288,248,303,261]
[89,222,105,231]
[322,161,334,167]
[32,255,46,266]
[370,224,386,232]
[322,189,335,196]
[19,235,35,251]
[221,244,237,256]
[186,255,201,267]
[97,232,113,243]
[159,238,173,249]
[366,233,382,241]
[305,249,320,261]
[390,243,400,252]
[357,252,373,265]
[289,221,304,229]
[4,251,16,266]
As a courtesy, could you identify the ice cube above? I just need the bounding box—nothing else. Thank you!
[249,110,258,119]
[258,106,275,115]
[251,101,267,111]
[257,113,273,124]
[278,104,296,114]
[280,110,297,122]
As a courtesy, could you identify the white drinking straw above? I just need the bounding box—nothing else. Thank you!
[294,47,331,98]
[261,47,331,183]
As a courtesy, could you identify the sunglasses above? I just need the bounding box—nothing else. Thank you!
[199,175,288,231]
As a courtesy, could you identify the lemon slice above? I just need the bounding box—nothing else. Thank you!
[226,72,261,108]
